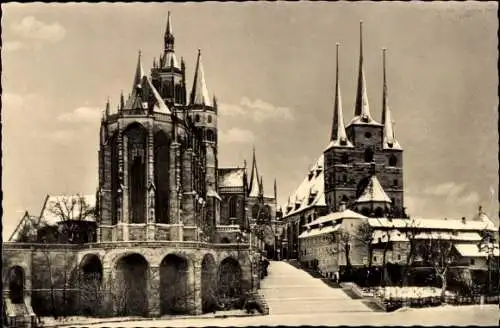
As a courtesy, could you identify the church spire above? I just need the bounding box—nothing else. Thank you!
[189,49,211,106]
[120,90,125,110]
[164,11,174,52]
[331,43,350,145]
[132,50,145,91]
[381,49,401,149]
[354,21,372,122]
[249,147,261,198]
[105,97,110,117]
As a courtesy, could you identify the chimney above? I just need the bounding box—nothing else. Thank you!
[339,201,347,212]
[461,217,466,224]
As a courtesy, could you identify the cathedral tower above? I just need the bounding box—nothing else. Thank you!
[324,22,404,217]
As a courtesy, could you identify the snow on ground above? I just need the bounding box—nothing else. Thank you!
[57,305,498,327]
[371,286,454,299]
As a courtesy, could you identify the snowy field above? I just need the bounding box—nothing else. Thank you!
[51,305,498,327]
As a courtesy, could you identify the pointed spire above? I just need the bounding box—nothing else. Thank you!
[381,49,401,149]
[132,50,145,91]
[153,57,157,69]
[213,94,218,109]
[274,178,278,202]
[259,176,264,197]
[164,11,174,51]
[120,90,125,110]
[249,147,261,198]
[105,97,110,117]
[331,43,350,145]
[190,49,211,106]
[354,21,372,121]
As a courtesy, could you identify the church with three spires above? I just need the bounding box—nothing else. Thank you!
[280,22,405,260]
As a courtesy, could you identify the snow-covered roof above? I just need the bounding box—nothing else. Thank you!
[368,217,497,232]
[454,243,500,258]
[356,175,392,204]
[282,154,326,217]
[347,115,383,127]
[145,76,171,114]
[307,209,367,227]
[8,213,40,242]
[371,230,483,244]
[41,194,96,225]
[218,168,245,188]
[298,224,341,239]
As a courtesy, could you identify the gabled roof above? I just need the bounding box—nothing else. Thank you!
[8,212,40,242]
[282,154,326,218]
[307,209,367,228]
[299,224,341,239]
[189,50,211,106]
[356,175,392,204]
[218,168,245,188]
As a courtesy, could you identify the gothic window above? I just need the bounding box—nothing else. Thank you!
[364,148,374,163]
[393,179,399,187]
[195,114,200,123]
[125,124,147,224]
[389,155,398,167]
[154,131,170,224]
[341,154,349,164]
[374,207,384,218]
[208,115,212,123]
[229,197,237,218]
[207,129,215,142]
[342,195,349,202]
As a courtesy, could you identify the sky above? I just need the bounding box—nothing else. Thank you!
[1,2,498,239]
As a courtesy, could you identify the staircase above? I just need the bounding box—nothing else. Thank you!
[260,261,372,315]
[4,296,37,328]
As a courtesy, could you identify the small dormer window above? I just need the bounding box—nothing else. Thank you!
[339,138,347,146]
[361,114,370,123]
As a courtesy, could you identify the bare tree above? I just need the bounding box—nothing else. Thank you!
[417,237,456,302]
[47,194,96,243]
[401,220,420,287]
[337,227,354,276]
[477,230,497,294]
[355,221,374,283]
[380,229,392,287]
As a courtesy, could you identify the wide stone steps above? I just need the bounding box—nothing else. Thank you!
[260,261,372,315]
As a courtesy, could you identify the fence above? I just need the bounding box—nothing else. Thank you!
[382,294,499,312]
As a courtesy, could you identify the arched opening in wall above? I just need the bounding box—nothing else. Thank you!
[110,133,119,225]
[78,254,103,316]
[114,253,148,316]
[124,124,147,224]
[299,216,306,233]
[207,115,213,124]
[341,154,349,165]
[341,195,349,203]
[160,254,189,315]
[175,84,183,103]
[195,114,200,123]
[364,148,374,163]
[229,197,237,218]
[201,254,217,313]
[389,155,398,167]
[154,131,170,224]
[218,258,242,303]
[8,266,24,304]
[374,207,384,218]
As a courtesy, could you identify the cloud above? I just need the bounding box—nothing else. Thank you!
[406,181,483,218]
[3,41,27,51]
[57,106,102,124]
[219,128,256,143]
[12,16,66,43]
[219,97,294,122]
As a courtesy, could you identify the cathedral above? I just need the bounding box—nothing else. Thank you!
[3,13,276,322]
[280,22,405,260]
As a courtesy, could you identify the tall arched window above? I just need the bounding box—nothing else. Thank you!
[229,197,237,218]
[207,130,215,142]
[364,148,374,163]
[124,124,147,224]
[154,131,170,224]
[195,114,201,123]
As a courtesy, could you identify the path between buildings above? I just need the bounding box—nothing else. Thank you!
[260,261,372,315]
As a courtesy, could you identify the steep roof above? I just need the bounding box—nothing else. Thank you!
[189,49,211,106]
[368,217,497,232]
[8,212,40,242]
[381,49,402,150]
[454,243,499,258]
[218,168,245,188]
[355,175,392,204]
[307,209,367,228]
[299,224,341,239]
[282,154,326,218]
[248,148,261,198]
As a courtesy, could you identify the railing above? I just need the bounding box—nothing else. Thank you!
[216,225,241,232]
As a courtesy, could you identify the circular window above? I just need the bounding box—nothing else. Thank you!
[365,132,372,138]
